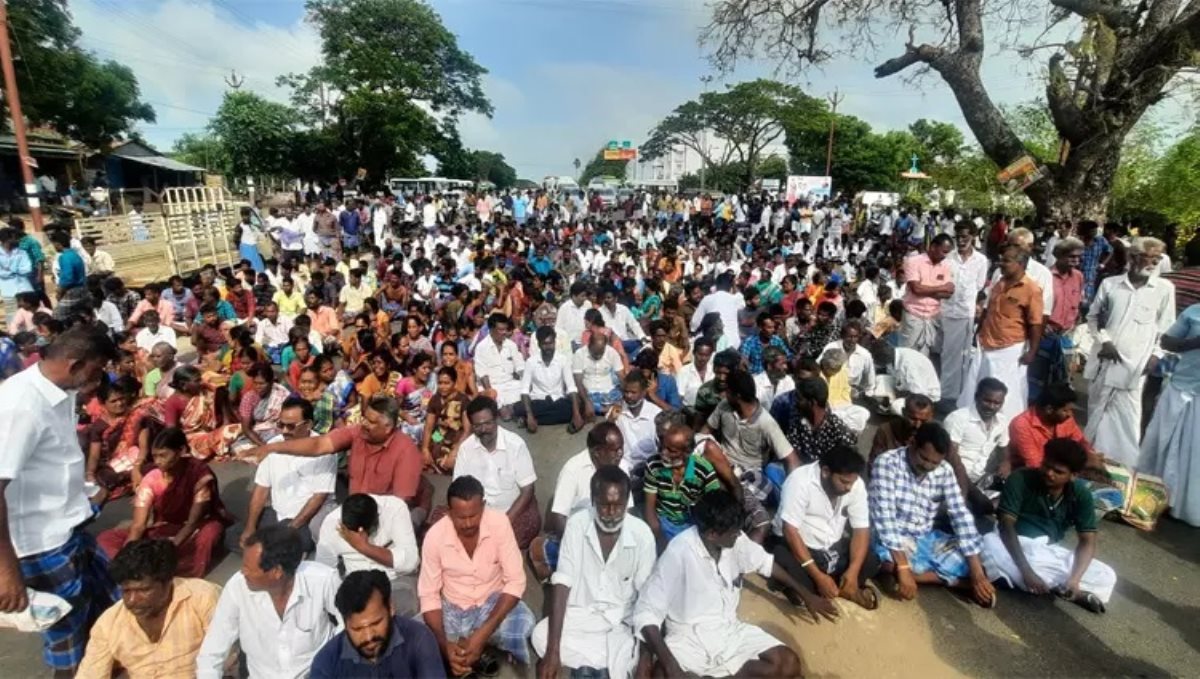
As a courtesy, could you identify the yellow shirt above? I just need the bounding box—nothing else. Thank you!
[77,578,221,679]
[824,366,852,407]
[658,341,685,376]
[338,282,371,315]
[273,289,307,316]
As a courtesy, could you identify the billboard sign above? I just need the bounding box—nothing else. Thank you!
[786,175,832,203]
[604,140,637,161]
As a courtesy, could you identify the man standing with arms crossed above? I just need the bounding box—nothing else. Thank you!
[900,234,956,357]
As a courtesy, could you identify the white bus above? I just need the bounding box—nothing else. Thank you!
[388,177,474,197]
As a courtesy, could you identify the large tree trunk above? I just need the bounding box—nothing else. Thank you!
[1027,129,1125,223]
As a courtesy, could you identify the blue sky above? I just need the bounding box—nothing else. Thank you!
[70,0,1190,179]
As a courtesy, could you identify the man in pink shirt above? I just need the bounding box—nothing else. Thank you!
[127,283,175,328]
[419,475,533,677]
[901,234,956,356]
[1029,237,1085,402]
[303,290,342,353]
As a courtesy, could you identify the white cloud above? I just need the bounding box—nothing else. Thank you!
[72,0,320,151]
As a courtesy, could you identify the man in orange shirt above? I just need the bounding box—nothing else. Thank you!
[304,290,342,353]
[419,476,533,677]
[974,244,1044,422]
[1005,383,1102,475]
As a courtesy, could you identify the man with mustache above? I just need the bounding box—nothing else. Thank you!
[533,465,656,679]
[310,569,445,678]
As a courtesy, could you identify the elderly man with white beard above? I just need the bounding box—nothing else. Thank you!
[1084,237,1175,466]
[533,466,656,679]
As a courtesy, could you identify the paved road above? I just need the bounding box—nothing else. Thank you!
[0,418,1196,677]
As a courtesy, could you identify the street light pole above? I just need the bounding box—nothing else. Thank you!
[825,88,843,178]
[0,0,44,230]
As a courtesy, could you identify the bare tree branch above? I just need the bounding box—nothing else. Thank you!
[1048,0,1139,27]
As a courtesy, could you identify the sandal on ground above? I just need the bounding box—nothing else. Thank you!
[474,648,502,678]
[849,583,881,610]
[1076,591,1106,614]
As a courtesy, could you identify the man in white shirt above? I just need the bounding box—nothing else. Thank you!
[942,223,991,401]
[633,491,805,678]
[753,346,794,411]
[573,332,626,417]
[316,493,420,615]
[254,302,292,364]
[689,271,744,350]
[598,283,646,357]
[555,281,592,350]
[871,342,941,415]
[1084,237,1175,465]
[239,398,336,553]
[820,320,875,398]
[197,525,341,679]
[422,198,438,230]
[611,372,662,469]
[473,312,526,413]
[0,326,120,675]
[772,447,879,615]
[677,337,714,407]
[455,396,541,548]
[516,326,583,432]
[945,377,1011,516]
[134,310,177,352]
[533,466,656,679]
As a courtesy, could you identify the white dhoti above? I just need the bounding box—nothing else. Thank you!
[1138,382,1200,527]
[962,343,1027,423]
[532,609,639,679]
[1086,374,1144,467]
[940,316,974,400]
[900,313,941,356]
[665,620,782,677]
[487,377,523,408]
[832,404,870,434]
[981,532,1116,604]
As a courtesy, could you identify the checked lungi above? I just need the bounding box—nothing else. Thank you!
[19,529,120,671]
[442,592,535,664]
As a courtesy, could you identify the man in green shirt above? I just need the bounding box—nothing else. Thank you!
[642,423,720,553]
[981,437,1116,613]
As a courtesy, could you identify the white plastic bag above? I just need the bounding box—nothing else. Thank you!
[0,590,72,632]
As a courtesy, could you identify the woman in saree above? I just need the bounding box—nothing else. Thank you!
[420,365,471,473]
[285,336,315,391]
[297,365,338,434]
[97,427,233,577]
[403,316,435,358]
[633,277,663,322]
[356,350,401,401]
[315,354,357,419]
[158,365,242,462]
[82,376,156,504]
[439,340,477,396]
[395,352,434,441]
[234,361,291,450]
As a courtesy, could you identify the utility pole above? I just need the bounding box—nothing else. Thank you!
[224,70,245,90]
[0,1,43,231]
[825,88,843,177]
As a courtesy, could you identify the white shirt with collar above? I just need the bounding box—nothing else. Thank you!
[753,372,794,412]
[893,347,942,401]
[0,364,93,557]
[944,248,990,319]
[772,461,869,550]
[632,527,774,636]
[550,450,633,519]
[255,434,337,521]
[521,350,577,400]
[1084,273,1176,388]
[556,299,592,344]
[599,303,645,342]
[97,300,124,333]
[453,428,537,512]
[474,337,525,389]
[676,360,711,407]
[135,325,177,352]
[690,290,744,350]
[615,400,662,468]
[255,316,293,348]
[943,405,1010,482]
[315,494,419,582]
[196,561,341,679]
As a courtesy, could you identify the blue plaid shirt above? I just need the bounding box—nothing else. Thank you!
[1080,237,1112,302]
[869,447,981,556]
[738,333,791,374]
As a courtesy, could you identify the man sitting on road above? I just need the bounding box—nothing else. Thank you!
[246,395,430,526]
[643,423,722,551]
[870,341,941,415]
[982,438,1116,614]
[528,422,625,580]
[870,423,996,607]
[196,525,341,678]
[869,393,936,462]
[240,397,336,554]
[753,345,794,411]
[474,312,526,417]
[77,539,221,679]
[419,476,535,678]
[316,493,420,616]
[610,371,663,470]
[634,490,805,678]
[772,445,881,616]
[304,290,342,354]
[573,330,626,418]
[533,466,657,679]
[311,570,446,678]
[455,396,541,549]
[771,376,859,470]
[515,326,584,433]
[944,377,1011,518]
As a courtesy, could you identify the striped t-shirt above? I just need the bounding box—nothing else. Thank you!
[644,455,721,524]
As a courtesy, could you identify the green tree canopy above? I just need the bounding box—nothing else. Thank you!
[580,148,630,186]
[209,92,297,179]
[7,0,154,146]
[169,133,230,176]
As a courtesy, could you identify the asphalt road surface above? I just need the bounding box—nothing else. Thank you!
[0,416,1196,678]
